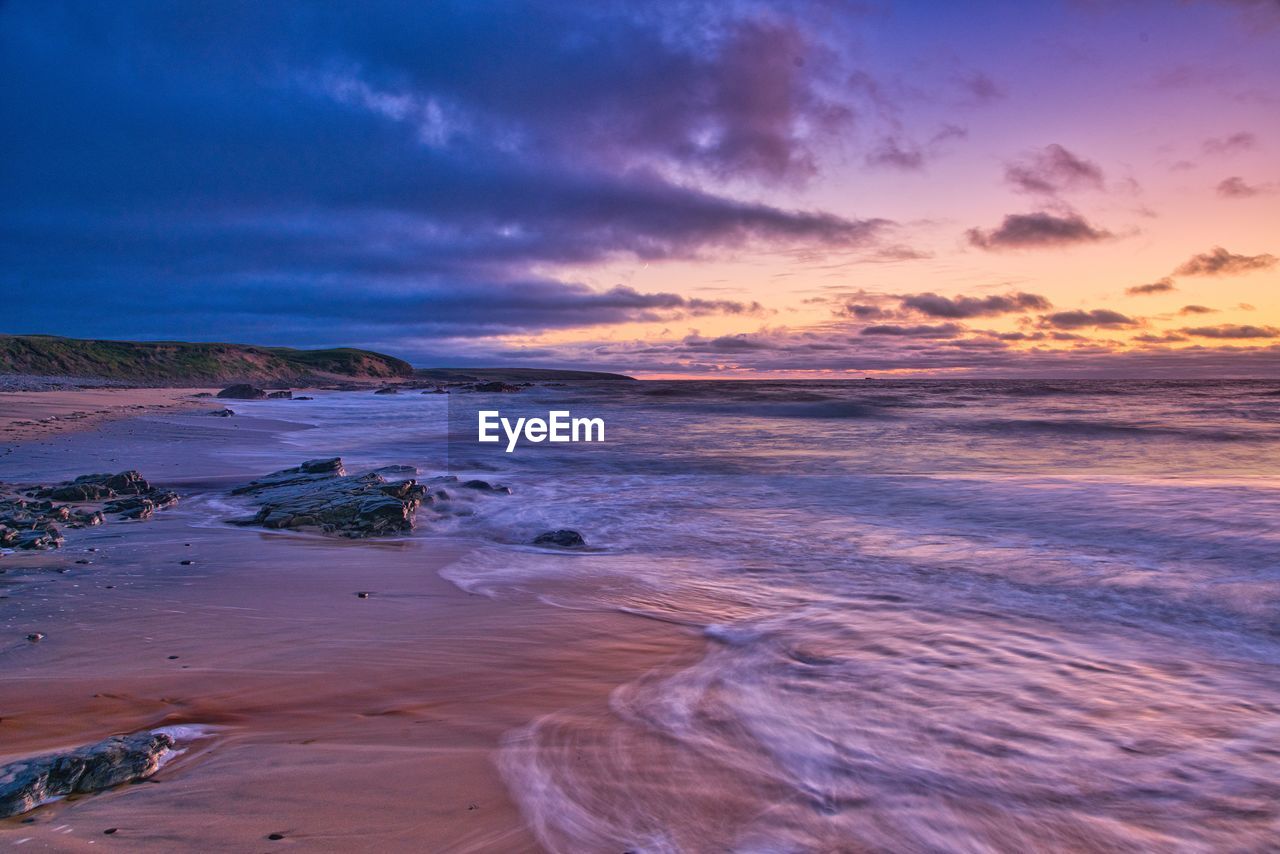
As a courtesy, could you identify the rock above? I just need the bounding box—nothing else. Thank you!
[26,632,44,643]
[533,529,586,548]
[0,730,177,819]
[460,479,511,495]
[72,509,105,527]
[209,408,236,417]
[472,381,520,393]
[371,464,418,479]
[4,473,177,542]
[294,396,314,400]
[373,386,399,395]
[227,458,428,538]
[216,384,267,400]
[103,490,176,520]
[267,390,293,399]
[192,392,213,398]
[179,559,194,566]
[355,591,371,599]
[38,471,151,501]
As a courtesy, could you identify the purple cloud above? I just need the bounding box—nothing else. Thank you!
[1202,132,1258,155]
[1126,278,1176,295]
[1005,145,1105,195]
[967,212,1113,250]
[1040,310,1137,329]
[899,291,1051,318]
[1181,324,1279,339]
[1173,247,1277,276]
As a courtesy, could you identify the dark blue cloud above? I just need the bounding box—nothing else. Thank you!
[0,0,885,353]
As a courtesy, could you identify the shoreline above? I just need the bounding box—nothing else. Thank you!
[0,407,705,850]
[0,387,220,446]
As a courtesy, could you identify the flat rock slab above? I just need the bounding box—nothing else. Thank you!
[0,731,176,819]
[227,457,429,538]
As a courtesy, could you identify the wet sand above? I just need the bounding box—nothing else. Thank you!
[0,414,702,851]
[0,388,217,445]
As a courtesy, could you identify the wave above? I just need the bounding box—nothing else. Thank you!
[968,418,1267,442]
[677,400,885,420]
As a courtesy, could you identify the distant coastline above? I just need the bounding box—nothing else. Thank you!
[0,334,634,389]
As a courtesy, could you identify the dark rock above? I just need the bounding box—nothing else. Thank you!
[26,632,44,643]
[38,471,151,502]
[227,458,428,538]
[355,591,371,599]
[533,529,586,548]
[267,390,293,399]
[294,396,314,400]
[179,560,194,566]
[216,384,267,400]
[95,488,176,521]
[371,464,418,479]
[472,381,520,393]
[72,510,105,527]
[75,559,91,564]
[0,731,177,819]
[268,833,285,840]
[209,408,236,417]
[373,386,399,395]
[191,392,213,398]
[460,479,512,495]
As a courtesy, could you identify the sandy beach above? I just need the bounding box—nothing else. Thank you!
[0,387,216,445]
[0,395,701,851]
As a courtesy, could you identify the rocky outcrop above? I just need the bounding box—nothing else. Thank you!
[267,390,293,399]
[2,472,176,551]
[471,381,520,393]
[0,730,176,819]
[460,479,511,494]
[216,384,266,399]
[227,458,431,537]
[533,529,586,548]
[209,408,236,417]
[38,471,150,502]
[373,386,400,395]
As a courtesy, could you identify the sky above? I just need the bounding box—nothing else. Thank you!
[2,0,1278,377]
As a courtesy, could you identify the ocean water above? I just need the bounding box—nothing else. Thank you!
[155,381,1280,850]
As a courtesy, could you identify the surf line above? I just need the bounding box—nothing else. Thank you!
[478,410,605,453]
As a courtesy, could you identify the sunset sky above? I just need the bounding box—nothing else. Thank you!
[3,0,1278,376]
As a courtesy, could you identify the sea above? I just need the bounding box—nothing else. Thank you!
[20,378,1280,851]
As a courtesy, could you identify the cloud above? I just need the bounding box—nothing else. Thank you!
[1216,176,1271,197]
[954,71,1004,104]
[864,125,967,172]
[1179,305,1218,315]
[0,0,896,351]
[1181,324,1279,339]
[1126,278,1176,295]
[1173,247,1277,276]
[967,212,1113,250]
[1132,332,1189,343]
[859,323,964,338]
[845,303,889,319]
[1040,309,1137,329]
[486,324,1280,378]
[899,291,1051,318]
[865,137,925,171]
[1202,132,1258,155]
[1004,144,1105,195]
